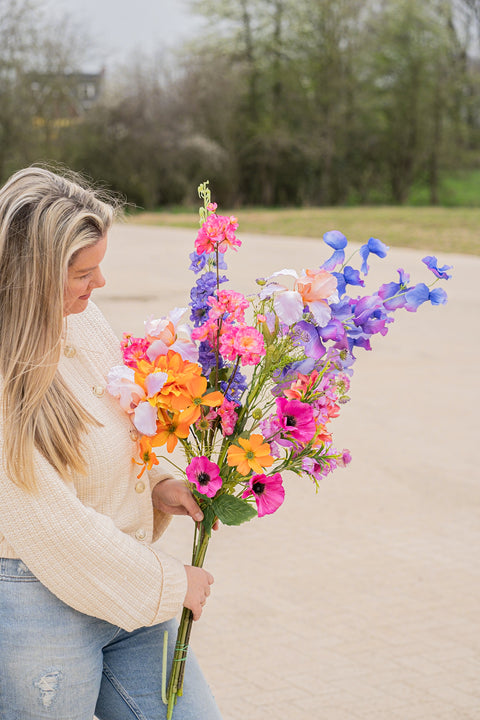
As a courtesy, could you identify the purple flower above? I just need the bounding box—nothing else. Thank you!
[318,319,346,344]
[275,397,316,444]
[404,283,448,312]
[198,340,221,375]
[290,321,326,360]
[359,237,389,275]
[220,366,248,402]
[321,230,348,271]
[189,251,208,274]
[189,271,227,327]
[378,268,410,310]
[333,265,364,296]
[186,456,223,498]
[353,295,385,327]
[242,472,285,517]
[422,256,452,280]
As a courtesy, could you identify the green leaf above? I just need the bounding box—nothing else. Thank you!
[212,494,257,526]
[201,503,217,537]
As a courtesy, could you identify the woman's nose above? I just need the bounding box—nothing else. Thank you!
[91,267,106,289]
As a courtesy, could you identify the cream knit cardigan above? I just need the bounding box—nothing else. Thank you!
[0,301,187,632]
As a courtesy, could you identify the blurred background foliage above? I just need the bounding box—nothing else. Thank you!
[1,0,480,210]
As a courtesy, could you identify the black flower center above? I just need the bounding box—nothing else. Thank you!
[285,414,297,427]
[197,472,210,486]
[252,481,265,495]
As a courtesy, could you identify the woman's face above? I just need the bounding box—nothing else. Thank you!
[64,234,107,316]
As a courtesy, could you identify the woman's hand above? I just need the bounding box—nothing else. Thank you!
[184,565,214,620]
[151,478,203,522]
[151,477,219,529]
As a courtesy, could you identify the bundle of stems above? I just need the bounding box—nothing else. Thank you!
[165,521,211,718]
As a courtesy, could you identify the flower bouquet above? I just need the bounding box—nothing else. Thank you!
[107,183,451,717]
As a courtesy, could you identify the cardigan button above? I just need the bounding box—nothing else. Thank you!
[135,528,146,541]
[135,481,146,494]
[92,385,105,397]
[63,345,76,358]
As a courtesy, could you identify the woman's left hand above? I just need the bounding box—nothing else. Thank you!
[152,478,204,522]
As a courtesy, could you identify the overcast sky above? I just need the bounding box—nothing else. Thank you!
[43,0,203,70]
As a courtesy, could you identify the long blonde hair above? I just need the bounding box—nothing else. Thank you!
[0,166,116,491]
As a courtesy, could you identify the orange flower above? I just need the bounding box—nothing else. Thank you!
[153,409,192,453]
[135,350,202,413]
[296,268,337,304]
[134,436,159,478]
[172,374,224,424]
[227,434,274,476]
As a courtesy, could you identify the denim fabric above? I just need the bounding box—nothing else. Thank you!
[0,559,222,720]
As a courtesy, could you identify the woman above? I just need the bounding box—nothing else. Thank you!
[0,167,222,719]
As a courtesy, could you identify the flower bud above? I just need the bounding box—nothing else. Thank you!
[252,408,263,420]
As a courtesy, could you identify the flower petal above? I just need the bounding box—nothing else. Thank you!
[309,300,332,327]
[145,371,168,398]
[133,401,158,436]
[274,291,304,325]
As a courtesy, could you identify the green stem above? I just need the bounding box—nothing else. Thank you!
[165,524,211,717]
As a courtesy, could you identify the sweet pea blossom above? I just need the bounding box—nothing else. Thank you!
[321,230,348,271]
[404,283,448,312]
[106,366,145,413]
[333,265,364,297]
[422,256,453,280]
[145,309,199,363]
[260,268,338,327]
[359,237,389,275]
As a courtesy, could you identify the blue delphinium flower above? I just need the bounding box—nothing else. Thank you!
[359,237,389,275]
[198,340,220,376]
[189,271,227,326]
[221,367,248,403]
[189,250,207,274]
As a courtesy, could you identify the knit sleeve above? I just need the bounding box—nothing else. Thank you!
[0,443,187,632]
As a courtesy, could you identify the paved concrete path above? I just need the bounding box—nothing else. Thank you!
[97,224,480,720]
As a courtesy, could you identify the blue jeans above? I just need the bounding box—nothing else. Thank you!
[0,559,222,719]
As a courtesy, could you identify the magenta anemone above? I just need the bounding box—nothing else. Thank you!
[186,456,223,498]
[275,397,316,443]
[242,473,285,517]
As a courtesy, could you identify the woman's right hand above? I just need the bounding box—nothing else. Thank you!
[184,565,214,620]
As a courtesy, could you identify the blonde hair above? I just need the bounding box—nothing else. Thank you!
[0,166,116,491]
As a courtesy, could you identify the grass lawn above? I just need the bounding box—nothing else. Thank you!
[127,206,480,256]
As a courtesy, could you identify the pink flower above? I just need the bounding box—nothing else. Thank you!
[121,335,150,368]
[217,399,238,435]
[219,325,265,366]
[337,449,352,468]
[207,290,249,323]
[242,473,285,517]
[195,214,241,254]
[275,397,316,444]
[106,366,145,412]
[295,268,337,304]
[186,456,223,498]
